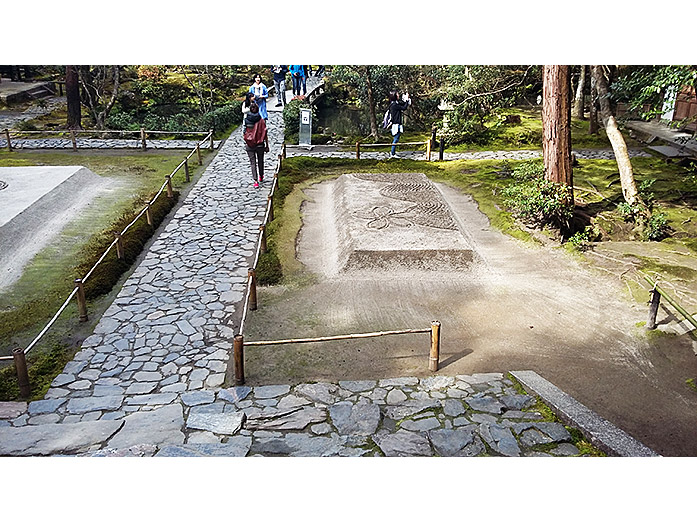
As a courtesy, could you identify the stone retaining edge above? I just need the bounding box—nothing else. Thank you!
[509,370,660,457]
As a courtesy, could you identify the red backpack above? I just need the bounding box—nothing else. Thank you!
[243,119,266,148]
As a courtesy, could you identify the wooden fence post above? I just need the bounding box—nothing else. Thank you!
[282,143,287,159]
[429,320,441,372]
[647,288,661,330]
[70,130,77,152]
[426,139,431,162]
[278,153,283,170]
[196,144,202,165]
[355,142,360,160]
[4,129,12,151]
[439,138,445,161]
[145,204,153,226]
[140,127,147,150]
[234,335,245,386]
[166,175,173,198]
[267,195,274,222]
[259,225,267,254]
[75,278,88,322]
[184,158,190,182]
[248,268,257,311]
[115,232,124,259]
[13,348,30,398]
[209,129,214,150]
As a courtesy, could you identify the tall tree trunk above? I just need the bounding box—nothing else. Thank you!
[542,65,573,199]
[591,65,641,206]
[573,66,587,119]
[65,65,82,129]
[364,66,379,141]
[589,73,599,134]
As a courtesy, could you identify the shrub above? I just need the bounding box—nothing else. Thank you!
[201,104,242,133]
[502,177,574,230]
[566,226,600,251]
[283,99,317,134]
[643,210,670,241]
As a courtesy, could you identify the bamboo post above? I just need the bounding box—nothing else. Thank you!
[234,335,245,385]
[75,278,88,322]
[115,232,124,259]
[267,195,274,222]
[429,321,441,372]
[355,142,360,160]
[70,129,77,152]
[140,127,147,150]
[166,175,173,198]
[259,225,267,254]
[209,129,214,150]
[184,158,190,182]
[248,268,257,311]
[426,139,431,162]
[439,138,445,161]
[196,143,202,165]
[4,129,12,151]
[13,348,30,398]
[647,289,661,330]
[145,204,153,226]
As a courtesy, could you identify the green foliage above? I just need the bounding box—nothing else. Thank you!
[643,211,669,241]
[107,104,241,134]
[283,99,317,133]
[687,378,697,392]
[502,160,573,231]
[256,250,282,286]
[566,227,599,251]
[76,192,178,299]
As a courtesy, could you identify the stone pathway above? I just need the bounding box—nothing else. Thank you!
[0,137,222,150]
[0,372,589,456]
[0,95,66,129]
[285,146,653,161]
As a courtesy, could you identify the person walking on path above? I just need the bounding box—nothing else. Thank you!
[271,65,288,107]
[243,102,269,188]
[241,92,255,121]
[387,90,411,159]
[315,65,325,77]
[249,74,269,120]
[289,65,304,98]
[302,66,310,94]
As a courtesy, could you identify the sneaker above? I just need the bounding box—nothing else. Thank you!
[259,176,264,183]
[254,181,259,188]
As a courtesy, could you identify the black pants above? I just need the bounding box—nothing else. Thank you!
[246,146,265,182]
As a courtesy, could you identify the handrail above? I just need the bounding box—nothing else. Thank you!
[643,274,697,331]
[7,130,213,372]
[245,328,431,346]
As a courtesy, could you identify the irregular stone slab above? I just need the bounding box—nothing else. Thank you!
[254,385,291,399]
[383,400,440,421]
[429,427,476,456]
[156,438,252,457]
[502,394,535,411]
[51,373,76,387]
[0,420,124,456]
[245,407,326,431]
[378,377,419,387]
[508,422,571,443]
[181,390,216,406]
[466,396,505,414]
[457,373,504,385]
[67,396,124,415]
[277,395,311,410]
[374,429,433,457]
[27,399,66,416]
[0,402,27,419]
[520,428,553,448]
[126,393,178,406]
[420,376,455,391]
[133,371,163,382]
[443,399,465,417]
[339,380,376,393]
[108,404,185,449]
[329,402,380,435]
[187,431,221,444]
[218,386,251,404]
[386,389,407,405]
[126,383,157,395]
[284,433,344,457]
[187,410,246,435]
[400,417,441,432]
[479,423,521,457]
[295,383,338,404]
[89,444,158,457]
[550,443,581,456]
[93,385,125,397]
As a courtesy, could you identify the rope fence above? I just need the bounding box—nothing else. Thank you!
[2,130,214,395]
[3,127,214,152]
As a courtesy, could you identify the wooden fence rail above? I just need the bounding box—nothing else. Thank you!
[1,131,214,394]
[644,274,697,331]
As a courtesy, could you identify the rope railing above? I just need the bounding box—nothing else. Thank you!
[3,130,214,394]
[3,127,214,152]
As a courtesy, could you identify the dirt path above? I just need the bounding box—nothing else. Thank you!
[244,176,697,456]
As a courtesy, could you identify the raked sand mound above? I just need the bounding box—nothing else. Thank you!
[0,166,118,290]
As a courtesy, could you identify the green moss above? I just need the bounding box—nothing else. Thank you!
[686,378,697,392]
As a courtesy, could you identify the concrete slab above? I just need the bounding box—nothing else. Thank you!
[647,145,692,158]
